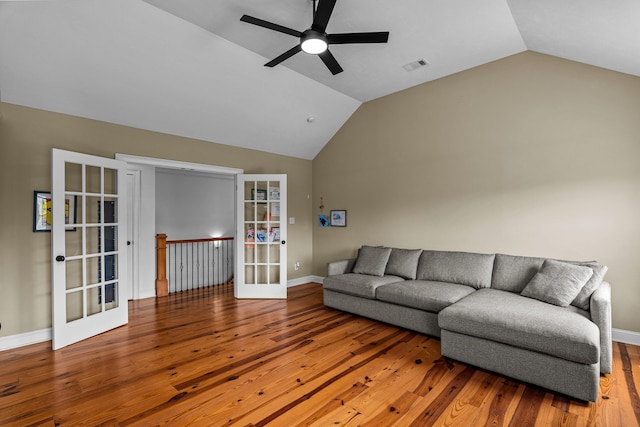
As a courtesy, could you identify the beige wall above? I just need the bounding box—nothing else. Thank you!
[0,103,313,337]
[312,51,640,332]
[2,50,639,339]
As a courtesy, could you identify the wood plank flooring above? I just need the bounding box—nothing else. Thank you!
[1,282,639,426]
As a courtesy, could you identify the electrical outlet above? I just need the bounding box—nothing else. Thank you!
[294,262,300,271]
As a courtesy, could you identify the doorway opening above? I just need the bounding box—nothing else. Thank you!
[155,168,235,294]
[115,154,243,300]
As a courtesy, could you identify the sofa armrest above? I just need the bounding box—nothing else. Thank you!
[327,259,356,276]
[590,281,612,374]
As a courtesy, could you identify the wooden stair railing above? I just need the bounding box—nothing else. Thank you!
[156,234,234,296]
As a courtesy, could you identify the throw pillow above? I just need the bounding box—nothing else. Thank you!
[352,246,392,277]
[521,259,593,307]
[385,248,422,279]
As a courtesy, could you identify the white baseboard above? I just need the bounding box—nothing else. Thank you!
[288,275,324,287]
[612,328,640,346]
[0,328,51,352]
[4,307,636,352]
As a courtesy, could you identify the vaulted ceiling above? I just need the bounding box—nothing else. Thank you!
[1,0,638,160]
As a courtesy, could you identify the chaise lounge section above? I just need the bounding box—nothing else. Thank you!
[323,246,611,402]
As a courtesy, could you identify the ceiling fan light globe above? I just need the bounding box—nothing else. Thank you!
[301,37,328,54]
[300,29,328,54]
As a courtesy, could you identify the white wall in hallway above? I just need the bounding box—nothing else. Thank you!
[155,168,235,240]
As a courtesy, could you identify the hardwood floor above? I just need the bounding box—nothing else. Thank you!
[1,282,639,426]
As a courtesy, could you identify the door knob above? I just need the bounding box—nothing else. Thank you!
[127,241,132,246]
[55,255,65,262]
[281,240,286,244]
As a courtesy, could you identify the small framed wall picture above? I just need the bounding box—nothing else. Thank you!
[33,191,77,232]
[318,214,330,227]
[33,191,52,232]
[330,210,347,227]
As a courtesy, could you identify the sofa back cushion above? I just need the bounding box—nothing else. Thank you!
[352,245,392,277]
[385,248,422,279]
[491,254,545,293]
[570,262,608,311]
[417,250,495,289]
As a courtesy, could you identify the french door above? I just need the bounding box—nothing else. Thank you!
[235,174,287,298]
[51,149,128,350]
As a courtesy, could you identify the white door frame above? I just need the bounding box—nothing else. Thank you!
[115,154,243,299]
[115,154,243,176]
[126,170,141,300]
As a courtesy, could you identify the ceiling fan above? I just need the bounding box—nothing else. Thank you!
[240,0,389,75]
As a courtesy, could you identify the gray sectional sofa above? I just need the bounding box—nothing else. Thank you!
[323,246,611,402]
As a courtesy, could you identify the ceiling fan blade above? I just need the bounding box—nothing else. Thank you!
[241,15,302,38]
[265,45,302,67]
[327,32,389,44]
[312,0,336,33]
[318,49,343,75]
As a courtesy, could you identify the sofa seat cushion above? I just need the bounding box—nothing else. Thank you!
[376,280,476,313]
[438,289,600,365]
[323,273,404,299]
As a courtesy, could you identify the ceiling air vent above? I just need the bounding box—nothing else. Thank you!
[403,58,429,72]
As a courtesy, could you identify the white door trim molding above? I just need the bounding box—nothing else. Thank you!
[115,154,243,175]
[126,170,141,300]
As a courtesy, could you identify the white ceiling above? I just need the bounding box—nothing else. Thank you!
[1,0,638,160]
